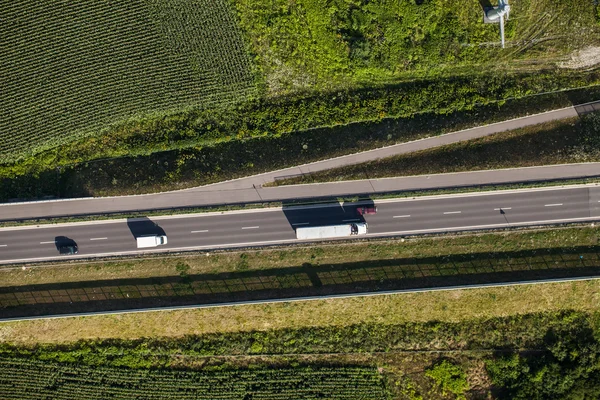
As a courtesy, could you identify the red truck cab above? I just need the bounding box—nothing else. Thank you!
[356,205,377,216]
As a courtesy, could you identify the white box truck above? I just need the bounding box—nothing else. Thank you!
[295,222,367,240]
[136,235,168,248]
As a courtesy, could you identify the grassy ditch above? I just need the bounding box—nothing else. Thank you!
[271,111,600,186]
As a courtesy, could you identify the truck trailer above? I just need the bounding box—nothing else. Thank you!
[295,222,368,240]
[136,235,168,248]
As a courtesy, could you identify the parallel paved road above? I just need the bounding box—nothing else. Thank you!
[0,186,599,264]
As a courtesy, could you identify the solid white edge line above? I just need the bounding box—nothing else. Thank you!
[3,274,600,323]
[89,237,107,241]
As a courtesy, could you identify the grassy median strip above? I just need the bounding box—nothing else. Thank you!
[271,112,600,186]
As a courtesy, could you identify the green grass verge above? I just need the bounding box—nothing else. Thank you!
[271,110,600,186]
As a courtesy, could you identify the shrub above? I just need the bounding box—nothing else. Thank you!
[425,359,470,399]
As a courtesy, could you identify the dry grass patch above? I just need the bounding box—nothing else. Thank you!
[1,279,600,344]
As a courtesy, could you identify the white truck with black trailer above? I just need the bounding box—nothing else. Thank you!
[295,222,368,240]
[136,235,168,248]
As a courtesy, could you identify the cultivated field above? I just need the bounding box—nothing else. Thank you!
[0,0,256,163]
[0,359,389,400]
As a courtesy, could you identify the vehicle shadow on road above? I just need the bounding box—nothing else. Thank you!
[1,245,599,320]
[281,200,372,230]
[126,217,166,239]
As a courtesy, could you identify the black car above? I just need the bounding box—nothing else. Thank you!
[58,244,78,255]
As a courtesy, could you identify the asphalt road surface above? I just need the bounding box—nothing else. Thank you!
[1,186,599,265]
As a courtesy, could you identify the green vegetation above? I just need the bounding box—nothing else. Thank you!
[235,0,600,92]
[4,310,600,398]
[425,360,469,399]
[486,313,600,399]
[271,111,600,185]
[0,0,256,164]
[0,358,388,400]
[3,84,600,201]
[1,0,599,199]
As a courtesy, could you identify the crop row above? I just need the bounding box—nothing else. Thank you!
[0,358,389,399]
[0,0,256,163]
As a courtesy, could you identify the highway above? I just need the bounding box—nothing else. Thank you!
[0,185,599,265]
